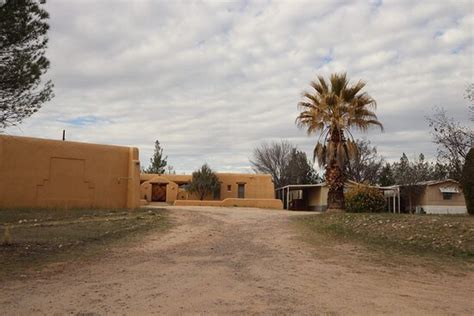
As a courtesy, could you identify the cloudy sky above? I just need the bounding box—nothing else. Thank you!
[5,0,473,173]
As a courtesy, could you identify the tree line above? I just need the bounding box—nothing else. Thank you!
[249,139,464,188]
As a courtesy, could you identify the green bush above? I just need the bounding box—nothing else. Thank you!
[345,185,385,213]
[461,148,474,215]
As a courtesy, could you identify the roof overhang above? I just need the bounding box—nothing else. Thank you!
[439,186,460,194]
[275,183,326,191]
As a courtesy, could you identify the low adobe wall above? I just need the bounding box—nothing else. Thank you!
[0,135,141,209]
[174,198,283,209]
[173,200,223,207]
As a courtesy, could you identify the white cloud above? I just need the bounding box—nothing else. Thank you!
[5,0,473,173]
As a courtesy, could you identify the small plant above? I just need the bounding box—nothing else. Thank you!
[345,185,385,213]
[2,226,12,246]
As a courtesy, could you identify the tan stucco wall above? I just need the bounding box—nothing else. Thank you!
[174,198,283,209]
[221,198,283,209]
[0,135,140,209]
[173,200,223,207]
[214,173,275,200]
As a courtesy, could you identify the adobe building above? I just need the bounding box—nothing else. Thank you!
[0,135,141,209]
[140,173,282,209]
[0,135,282,210]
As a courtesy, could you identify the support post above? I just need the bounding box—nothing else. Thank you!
[392,192,395,214]
[397,187,401,213]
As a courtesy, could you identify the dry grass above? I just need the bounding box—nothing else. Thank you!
[0,207,170,280]
[295,212,474,261]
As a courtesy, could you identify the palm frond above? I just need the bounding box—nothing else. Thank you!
[296,72,384,171]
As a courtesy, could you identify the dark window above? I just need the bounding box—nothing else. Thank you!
[227,185,232,191]
[442,192,453,200]
[238,184,245,198]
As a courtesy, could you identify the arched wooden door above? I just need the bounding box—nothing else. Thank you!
[151,184,167,202]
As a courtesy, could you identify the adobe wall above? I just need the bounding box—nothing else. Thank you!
[141,172,276,201]
[0,135,140,209]
[221,198,283,209]
[174,198,283,209]
[173,200,223,207]
[215,173,275,200]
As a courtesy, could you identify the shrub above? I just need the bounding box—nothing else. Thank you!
[187,163,220,200]
[345,185,385,213]
[461,148,474,215]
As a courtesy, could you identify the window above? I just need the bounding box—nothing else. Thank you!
[238,183,245,198]
[442,192,453,200]
[227,185,232,192]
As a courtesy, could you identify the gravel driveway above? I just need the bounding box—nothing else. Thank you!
[1,206,473,315]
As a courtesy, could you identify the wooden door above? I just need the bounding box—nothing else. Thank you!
[151,184,167,202]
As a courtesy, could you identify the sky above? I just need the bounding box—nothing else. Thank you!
[4,0,473,174]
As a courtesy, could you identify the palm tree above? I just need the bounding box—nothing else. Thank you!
[296,73,383,211]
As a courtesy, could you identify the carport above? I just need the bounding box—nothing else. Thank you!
[275,183,326,211]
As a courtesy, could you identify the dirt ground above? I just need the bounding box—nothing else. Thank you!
[1,206,473,315]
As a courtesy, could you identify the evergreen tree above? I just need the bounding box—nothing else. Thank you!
[378,163,395,186]
[393,153,411,185]
[392,153,424,212]
[413,153,432,182]
[461,148,473,215]
[283,148,321,185]
[188,164,220,200]
[144,140,168,174]
[431,162,449,180]
[0,0,54,128]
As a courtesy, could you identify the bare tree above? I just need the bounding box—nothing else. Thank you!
[346,139,384,185]
[426,107,473,181]
[250,140,319,188]
[250,140,292,189]
[166,165,176,175]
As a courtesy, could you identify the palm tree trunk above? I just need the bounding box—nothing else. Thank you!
[326,128,346,212]
[326,160,345,211]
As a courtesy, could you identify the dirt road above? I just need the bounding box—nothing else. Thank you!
[1,206,473,315]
